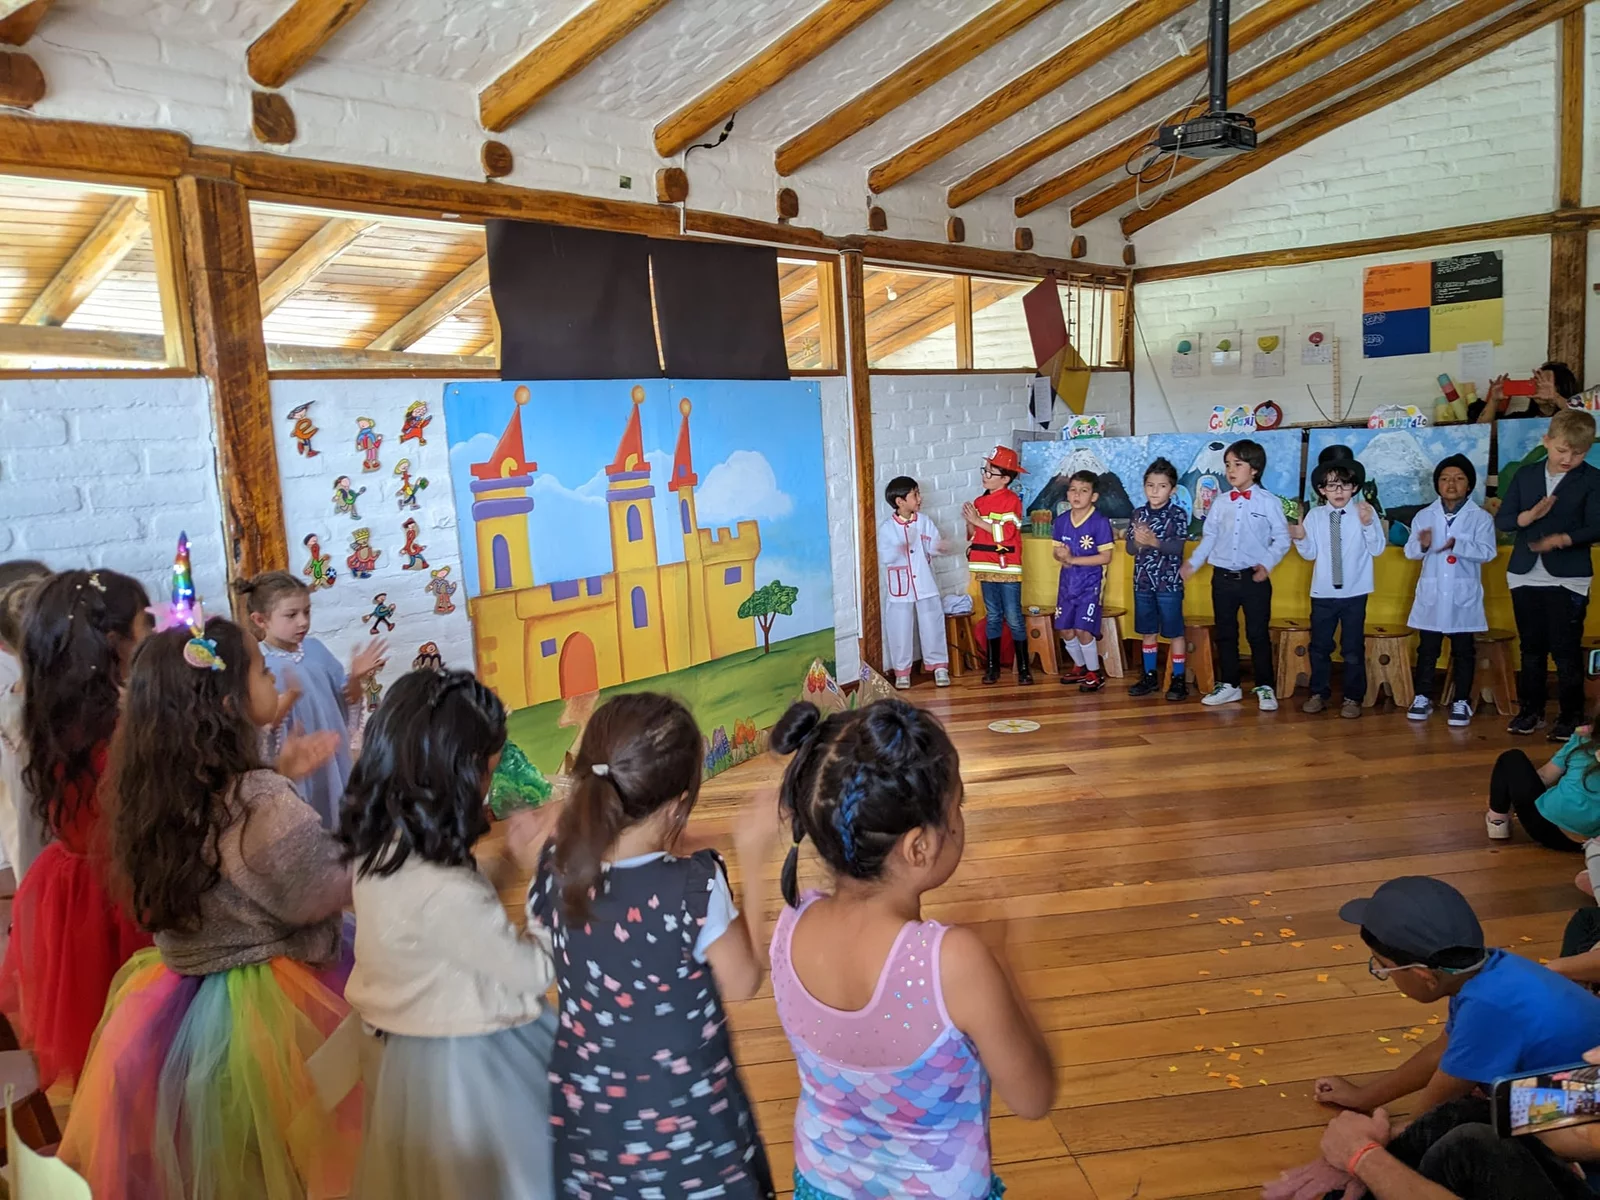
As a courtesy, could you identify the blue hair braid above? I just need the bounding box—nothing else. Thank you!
[834,767,869,865]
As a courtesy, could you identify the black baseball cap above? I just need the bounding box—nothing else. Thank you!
[1338,876,1485,964]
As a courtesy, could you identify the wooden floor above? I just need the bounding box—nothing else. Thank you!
[675,675,1583,1200]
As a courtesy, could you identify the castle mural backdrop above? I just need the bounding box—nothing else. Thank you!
[443,378,833,776]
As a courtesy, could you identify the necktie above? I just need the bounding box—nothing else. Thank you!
[1230,489,1252,500]
[1330,509,1344,589]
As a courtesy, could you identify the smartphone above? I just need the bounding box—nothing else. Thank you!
[1493,1064,1600,1137]
[1504,378,1539,397]
[1589,648,1600,678]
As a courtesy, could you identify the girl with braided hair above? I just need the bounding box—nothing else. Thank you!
[768,698,1054,1200]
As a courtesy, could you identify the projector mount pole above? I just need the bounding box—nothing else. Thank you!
[1207,0,1230,114]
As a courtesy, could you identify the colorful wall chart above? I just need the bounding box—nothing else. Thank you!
[1362,252,1503,359]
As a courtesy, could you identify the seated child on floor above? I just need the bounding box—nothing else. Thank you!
[1053,470,1114,693]
[1485,717,1600,850]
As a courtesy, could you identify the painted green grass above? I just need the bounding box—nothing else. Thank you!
[506,628,837,774]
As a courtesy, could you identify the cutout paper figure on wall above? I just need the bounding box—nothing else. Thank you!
[287,403,319,457]
[347,528,381,578]
[302,534,336,590]
[425,565,457,614]
[412,641,444,671]
[332,476,366,520]
[394,458,429,511]
[400,518,429,570]
[365,592,396,635]
[362,674,383,713]
[355,417,383,473]
[400,399,431,447]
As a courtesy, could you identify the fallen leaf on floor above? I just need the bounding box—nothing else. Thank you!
[1519,936,1532,943]
[1189,913,1200,918]
[1246,989,1264,996]
[1168,1065,1178,1072]
[1291,941,1305,948]
[1259,1079,1269,1085]
[1253,1048,1265,1056]
[1231,1041,1241,1047]
[1274,992,1288,998]
[1386,1047,1402,1055]
[1229,1081,1244,1088]
[1279,928,1296,936]
[1228,1052,1241,1061]
[1317,974,1330,982]
[1198,969,1212,976]
[1264,891,1273,896]
[1208,1071,1222,1078]
[1240,941,1253,947]
[1332,944,1346,951]
[1194,1044,1206,1051]
[1197,1007,1209,1014]
[1250,900,1262,906]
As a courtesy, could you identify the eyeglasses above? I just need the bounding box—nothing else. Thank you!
[981,467,1004,478]
[1322,481,1358,493]
[1368,954,1483,980]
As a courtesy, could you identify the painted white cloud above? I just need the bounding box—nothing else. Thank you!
[694,450,794,526]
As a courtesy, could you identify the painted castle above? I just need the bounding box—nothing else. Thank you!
[468,384,761,710]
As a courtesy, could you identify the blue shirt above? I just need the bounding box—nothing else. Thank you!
[1442,949,1600,1085]
[1127,501,1189,594]
[1536,735,1600,839]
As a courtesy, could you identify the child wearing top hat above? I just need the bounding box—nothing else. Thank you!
[962,446,1033,686]
[1405,453,1496,728]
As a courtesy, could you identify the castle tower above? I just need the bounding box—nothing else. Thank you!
[606,385,667,679]
[469,385,536,594]
[671,396,711,666]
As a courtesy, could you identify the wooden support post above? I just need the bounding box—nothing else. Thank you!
[815,257,841,371]
[175,175,287,605]
[1551,9,1586,380]
[955,274,974,370]
[842,250,882,673]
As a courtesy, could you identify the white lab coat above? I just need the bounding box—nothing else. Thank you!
[879,514,950,675]
[1404,498,1496,633]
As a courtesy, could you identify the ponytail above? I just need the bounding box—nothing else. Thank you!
[553,767,630,922]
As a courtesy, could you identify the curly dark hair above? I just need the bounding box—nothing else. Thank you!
[110,619,262,933]
[339,669,507,879]
[551,692,703,923]
[771,699,960,907]
[22,569,149,834]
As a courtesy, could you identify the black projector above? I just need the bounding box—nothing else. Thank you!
[1156,111,1257,158]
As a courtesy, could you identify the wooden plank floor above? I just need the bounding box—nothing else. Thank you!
[497,677,1582,1199]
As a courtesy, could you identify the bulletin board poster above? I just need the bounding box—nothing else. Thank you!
[1362,253,1503,358]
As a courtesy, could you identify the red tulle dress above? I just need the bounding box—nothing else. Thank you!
[0,746,152,1089]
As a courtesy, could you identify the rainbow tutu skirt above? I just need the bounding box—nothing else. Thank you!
[58,947,361,1200]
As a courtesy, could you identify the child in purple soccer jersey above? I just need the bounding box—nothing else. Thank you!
[1053,470,1115,692]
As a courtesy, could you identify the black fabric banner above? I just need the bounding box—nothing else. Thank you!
[648,238,790,381]
[486,219,661,380]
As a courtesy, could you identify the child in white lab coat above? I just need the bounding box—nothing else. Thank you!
[1405,454,1496,727]
[878,476,951,689]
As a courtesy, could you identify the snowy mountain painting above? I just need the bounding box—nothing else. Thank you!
[1305,426,1490,539]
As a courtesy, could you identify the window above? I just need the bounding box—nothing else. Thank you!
[491,535,511,590]
[0,174,186,372]
[969,279,1036,370]
[680,498,692,534]
[1061,282,1128,369]
[631,586,648,628]
[540,638,557,657]
[724,566,742,585]
[864,267,957,369]
[626,505,643,542]
[778,257,839,372]
[251,202,495,373]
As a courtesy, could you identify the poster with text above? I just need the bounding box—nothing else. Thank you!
[1362,253,1503,358]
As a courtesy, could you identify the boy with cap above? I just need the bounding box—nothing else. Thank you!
[963,445,1033,687]
[1406,454,1496,728]
[1315,875,1600,1121]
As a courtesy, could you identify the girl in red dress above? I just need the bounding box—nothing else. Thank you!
[0,569,154,1087]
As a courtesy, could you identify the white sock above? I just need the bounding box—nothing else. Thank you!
[1081,640,1100,671]
[1063,639,1085,666]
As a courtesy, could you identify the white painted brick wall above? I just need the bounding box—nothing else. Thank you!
[818,377,862,682]
[0,376,228,605]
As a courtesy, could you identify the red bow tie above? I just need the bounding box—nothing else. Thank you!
[1230,489,1252,500]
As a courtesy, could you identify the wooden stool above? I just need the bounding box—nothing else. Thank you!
[1363,624,1415,710]
[1442,628,1517,716]
[1098,607,1126,679]
[1271,619,1312,697]
[0,1013,57,1166]
[1023,611,1060,676]
[944,613,980,678]
[1161,623,1215,694]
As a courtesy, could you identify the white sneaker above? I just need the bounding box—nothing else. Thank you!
[1486,812,1511,841]
[934,668,950,688]
[1254,685,1278,712]
[1407,696,1433,722]
[894,675,911,691]
[1447,699,1472,728]
[1202,683,1243,707]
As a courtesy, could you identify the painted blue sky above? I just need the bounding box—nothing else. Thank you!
[1305,426,1490,507]
[1499,417,1600,472]
[442,379,833,635]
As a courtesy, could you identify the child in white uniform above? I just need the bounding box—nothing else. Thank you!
[879,476,951,689]
[1405,454,1495,727]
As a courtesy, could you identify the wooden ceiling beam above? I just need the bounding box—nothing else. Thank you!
[0,322,165,366]
[21,194,149,326]
[267,344,493,371]
[654,0,895,159]
[867,0,1192,196]
[776,0,1066,176]
[1075,0,1508,226]
[1015,0,1428,219]
[480,0,672,134]
[1122,0,1587,235]
[0,49,44,107]
[955,0,1327,209]
[247,0,370,89]
[258,215,375,316]
[0,0,53,45]
[367,255,490,351]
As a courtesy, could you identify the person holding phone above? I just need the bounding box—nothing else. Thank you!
[1470,362,1583,422]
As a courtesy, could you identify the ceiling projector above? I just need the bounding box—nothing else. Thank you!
[1156,0,1257,158]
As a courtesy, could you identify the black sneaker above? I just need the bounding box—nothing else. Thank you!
[1166,676,1188,702]
[1549,716,1581,743]
[1128,671,1160,697]
[1507,710,1546,736]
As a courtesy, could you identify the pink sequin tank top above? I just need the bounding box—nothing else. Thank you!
[770,892,996,1199]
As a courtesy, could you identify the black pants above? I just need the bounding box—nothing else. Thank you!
[1213,569,1274,691]
[1489,749,1586,851]
[1377,1097,1594,1200]
[1310,594,1368,702]
[1561,906,1600,958]
[1512,585,1589,720]
[1415,630,1475,702]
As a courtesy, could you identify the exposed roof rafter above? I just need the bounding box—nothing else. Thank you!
[0,0,53,45]
[258,216,375,316]
[22,194,149,327]
[367,256,490,352]
[247,0,370,89]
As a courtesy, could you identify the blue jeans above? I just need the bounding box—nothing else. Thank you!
[1309,594,1367,702]
[980,580,1025,642]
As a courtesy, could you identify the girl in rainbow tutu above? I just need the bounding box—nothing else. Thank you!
[60,617,359,1200]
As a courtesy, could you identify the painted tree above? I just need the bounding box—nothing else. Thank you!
[487,741,553,819]
[738,579,800,654]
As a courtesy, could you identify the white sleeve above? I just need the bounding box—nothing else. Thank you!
[1294,510,1319,561]
[692,863,739,963]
